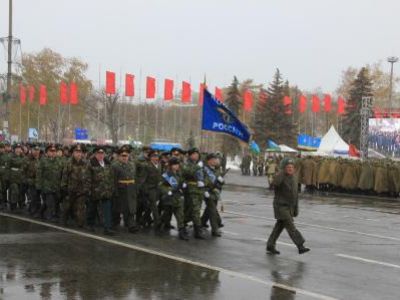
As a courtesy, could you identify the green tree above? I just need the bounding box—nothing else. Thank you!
[342,67,373,147]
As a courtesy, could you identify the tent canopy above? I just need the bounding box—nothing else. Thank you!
[317,126,349,156]
[279,144,298,153]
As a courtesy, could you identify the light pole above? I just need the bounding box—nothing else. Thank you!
[387,56,399,114]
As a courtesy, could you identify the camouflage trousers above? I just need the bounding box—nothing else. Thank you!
[9,183,25,210]
[62,194,86,227]
[183,192,203,227]
[266,217,305,248]
[161,196,184,229]
[202,193,220,233]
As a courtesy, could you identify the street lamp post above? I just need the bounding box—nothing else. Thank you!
[387,56,399,114]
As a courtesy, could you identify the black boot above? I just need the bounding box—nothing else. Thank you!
[179,228,189,241]
[194,225,206,239]
[212,229,222,237]
[266,246,280,255]
[298,245,310,254]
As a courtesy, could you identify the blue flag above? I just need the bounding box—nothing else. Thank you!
[250,140,260,154]
[267,139,280,150]
[202,89,250,143]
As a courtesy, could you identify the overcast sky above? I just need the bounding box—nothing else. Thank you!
[1,0,399,95]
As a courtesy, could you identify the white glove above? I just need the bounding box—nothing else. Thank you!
[197,181,205,188]
[217,176,224,184]
[204,191,210,198]
[168,191,173,196]
[198,161,204,167]
[182,183,187,189]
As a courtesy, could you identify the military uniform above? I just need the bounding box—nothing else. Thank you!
[23,149,41,216]
[0,145,10,209]
[61,147,89,227]
[112,146,138,232]
[86,148,114,234]
[266,159,309,254]
[7,145,27,211]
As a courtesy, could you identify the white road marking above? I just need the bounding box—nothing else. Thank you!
[0,212,338,300]
[336,254,400,270]
[222,230,239,236]
[224,210,400,242]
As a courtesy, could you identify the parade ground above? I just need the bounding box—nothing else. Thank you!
[0,171,399,300]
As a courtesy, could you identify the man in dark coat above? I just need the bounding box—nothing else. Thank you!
[266,158,310,255]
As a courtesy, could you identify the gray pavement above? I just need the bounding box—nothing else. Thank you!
[1,172,400,299]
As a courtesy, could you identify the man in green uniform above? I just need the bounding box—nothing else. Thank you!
[182,147,205,239]
[0,143,10,210]
[202,153,225,237]
[23,145,41,216]
[112,145,138,233]
[159,157,189,240]
[7,144,27,211]
[86,146,115,235]
[61,144,89,227]
[266,158,310,255]
[135,146,151,227]
[143,149,163,229]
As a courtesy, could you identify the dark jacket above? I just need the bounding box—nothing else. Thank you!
[272,171,298,220]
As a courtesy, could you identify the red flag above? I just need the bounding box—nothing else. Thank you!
[349,144,360,157]
[243,90,253,112]
[125,74,135,97]
[164,79,174,100]
[146,76,156,99]
[181,81,191,103]
[283,96,292,115]
[337,96,345,115]
[215,87,223,102]
[324,94,332,112]
[312,95,320,113]
[59,82,68,105]
[39,85,47,106]
[199,83,206,106]
[70,82,79,105]
[106,71,116,94]
[28,85,35,102]
[19,84,26,105]
[299,95,307,113]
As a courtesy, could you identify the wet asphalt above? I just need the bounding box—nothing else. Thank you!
[1,171,400,300]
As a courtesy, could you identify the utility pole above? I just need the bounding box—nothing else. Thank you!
[387,56,398,114]
[6,0,13,128]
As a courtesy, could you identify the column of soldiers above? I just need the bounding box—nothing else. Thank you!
[0,142,227,240]
[241,154,282,178]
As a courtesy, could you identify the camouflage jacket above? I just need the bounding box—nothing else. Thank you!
[23,155,41,186]
[112,160,137,188]
[36,156,63,193]
[182,159,205,193]
[203,165,223,196]
[85,157,114,200]
[61,158,89,196]
[7,154,27,185]
[143,161,163,190]
[159,170,184,206]
[0,152,11,181]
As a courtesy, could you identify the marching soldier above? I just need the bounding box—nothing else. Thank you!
[202,153,225,237]
[86,146,115,235]
[159,157,189,240]
[265,156,278,190]
[0,143,10,210]
[23,145,41,216]
[266,158,310,255]
[36,144,63,221]
[182,147,205,239]
[7,144,27,211]
[61,144,89,227]
[112,145,139,233]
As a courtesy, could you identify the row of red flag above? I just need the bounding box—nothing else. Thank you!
[19,82,79,106]
[106,71,347,115]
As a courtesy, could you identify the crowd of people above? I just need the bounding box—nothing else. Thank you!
[241,153,400,197]
[369,129,400,157]
[0,142,227,240]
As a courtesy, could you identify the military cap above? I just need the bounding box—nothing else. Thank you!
[117,145,131,154]
[0,143,4,149]
[142,146,151,152]
[282,157,295,168]
[187,147,200,156]
[170,147,184,155]
[94,145,106,153]
[148,149,159,157]
[45,144,57,152]
[71,144,85,153]
[32,144,41,151]
[206,153,218,161]
[4,141,10,146]
[160,151,170,157]
[13,143,22,150]
[168,157,181,166]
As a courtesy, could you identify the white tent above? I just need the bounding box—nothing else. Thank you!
[279,144,298,153]
[317,126,349,156]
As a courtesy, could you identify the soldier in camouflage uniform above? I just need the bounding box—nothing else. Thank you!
[159,157,189,240]
[202,153,225,237]
[0,143,10,210]
[36,144,63,221]
[86,146,115,235]
[7,144,27,211]
[112,145,139,233]
[182,147,205,239]
[23,145,41,216]
[61,144,89,227]
[135,146,151,227]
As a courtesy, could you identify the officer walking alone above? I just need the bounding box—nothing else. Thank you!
[266,158,310,255]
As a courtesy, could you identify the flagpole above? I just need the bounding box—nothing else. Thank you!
[155,77,159,139]
[137,68,142,142]
[58,102,61,143]
[19,101,22,140]
[37,104,41,141]
[27,100,30,140]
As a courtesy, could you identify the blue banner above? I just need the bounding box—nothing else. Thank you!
[267,139,280,150]
[250,140,260,154]
[297,134,321,150]
[202,89,250,143]
[75,128,89,140]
